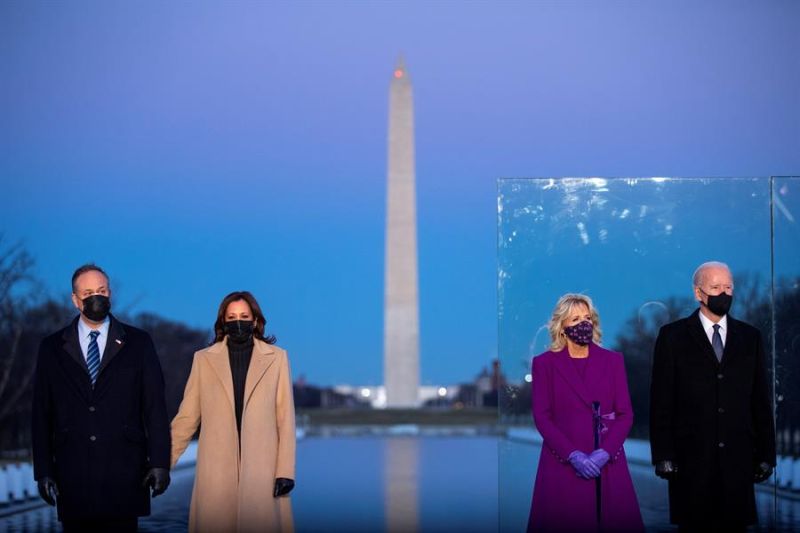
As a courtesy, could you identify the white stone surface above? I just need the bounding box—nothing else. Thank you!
[0,466,9,504]
[7,463,24,500]
[383,57,420,408]
[19,463,36,498]
[778,454,794,488]
[791,457,800,491]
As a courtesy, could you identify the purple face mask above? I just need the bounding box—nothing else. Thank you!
[564,320,593,346]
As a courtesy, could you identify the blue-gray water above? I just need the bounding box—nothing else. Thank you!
[1,435,498,532]
[3,436,797,532]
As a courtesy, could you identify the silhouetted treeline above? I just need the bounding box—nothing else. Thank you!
[128,312,210,422]
[768,278,800,456]
[615,296,694,439]
[502,272,800,445]
[293,383,371,409]
[0,240,210,456]
[616,273,797,440]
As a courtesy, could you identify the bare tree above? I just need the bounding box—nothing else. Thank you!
[0,238,38,426]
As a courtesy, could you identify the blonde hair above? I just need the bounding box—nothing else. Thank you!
[548,293,603,351]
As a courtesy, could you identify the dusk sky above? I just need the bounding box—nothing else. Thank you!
[1,1,798,386]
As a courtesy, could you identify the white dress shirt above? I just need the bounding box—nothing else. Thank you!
[698,311,727,348]
[77,316,110,363]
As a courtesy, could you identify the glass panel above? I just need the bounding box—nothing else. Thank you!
[498,177,773,531]
[772,176,800,530]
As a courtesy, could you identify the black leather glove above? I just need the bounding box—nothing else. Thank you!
[754,462,773,483]
[273,477,295,497]
[655,460,678,481]
[142,467,171,497]
[37,477,59,506]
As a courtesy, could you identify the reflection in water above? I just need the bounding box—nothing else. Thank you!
[0,505,57,532]
[637,301,670,332]
[3,436,497,532]
[384,437,419,533]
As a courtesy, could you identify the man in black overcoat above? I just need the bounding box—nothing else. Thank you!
[649,261,776,532]
[31,264,171,532]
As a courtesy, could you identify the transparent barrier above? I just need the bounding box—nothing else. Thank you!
[498,177,798,531]
[773,177,800,527]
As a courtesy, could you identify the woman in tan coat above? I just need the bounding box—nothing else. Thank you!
[171,291,296,532]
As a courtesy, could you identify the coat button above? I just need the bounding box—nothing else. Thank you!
[88,406,96,412]
[718,407,724,413]
[718,442,725,448]
[717,374,724,379]
[89,435,96,442]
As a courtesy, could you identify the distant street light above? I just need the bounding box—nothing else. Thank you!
[437,387,447,397]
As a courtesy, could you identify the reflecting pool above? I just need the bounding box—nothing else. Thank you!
[0,435,499,533]
[4,434,797,531]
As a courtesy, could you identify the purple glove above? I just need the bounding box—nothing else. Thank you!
[589,448,610,469]
[568,451,601,479]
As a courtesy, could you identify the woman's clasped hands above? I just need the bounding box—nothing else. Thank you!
[568,449,610,479]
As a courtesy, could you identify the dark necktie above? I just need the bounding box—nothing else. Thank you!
[87,330,101,386]
[712,324,723,362]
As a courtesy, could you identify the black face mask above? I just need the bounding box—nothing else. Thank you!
[702,290,733,317]
[224,320,254,343]
[81,294,111,322]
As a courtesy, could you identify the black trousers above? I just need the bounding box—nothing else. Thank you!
[62,517,138,533]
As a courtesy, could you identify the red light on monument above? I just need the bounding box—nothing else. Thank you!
[394,69,404,79]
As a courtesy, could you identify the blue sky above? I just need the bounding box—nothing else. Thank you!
[1,1,798,385]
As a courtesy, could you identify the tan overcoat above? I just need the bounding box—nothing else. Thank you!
[171,338,296,532]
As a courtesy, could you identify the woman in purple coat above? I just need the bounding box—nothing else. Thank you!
[528,294,643,532]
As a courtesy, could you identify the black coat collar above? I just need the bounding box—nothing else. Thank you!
[686,308,740,367]
[98,315,127,375]
[61,314,128,395]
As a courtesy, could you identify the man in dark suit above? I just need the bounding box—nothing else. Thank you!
[649,261,776,532]
[31,264,171,532]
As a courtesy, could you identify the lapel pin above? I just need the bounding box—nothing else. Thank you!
[115,339,123,345]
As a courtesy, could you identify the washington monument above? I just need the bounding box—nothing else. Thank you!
[383,58,420,407]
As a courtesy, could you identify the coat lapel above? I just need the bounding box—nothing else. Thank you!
[92,317,128,398]
[97,315,126,376]
[206,341,236,418]
[62,317,87,372]
[585,343,610,407]
[720,316,741,368]
[551,346,593,408]
[243,340,277,411]
[686,309,720,367]
[60,317,93,399]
